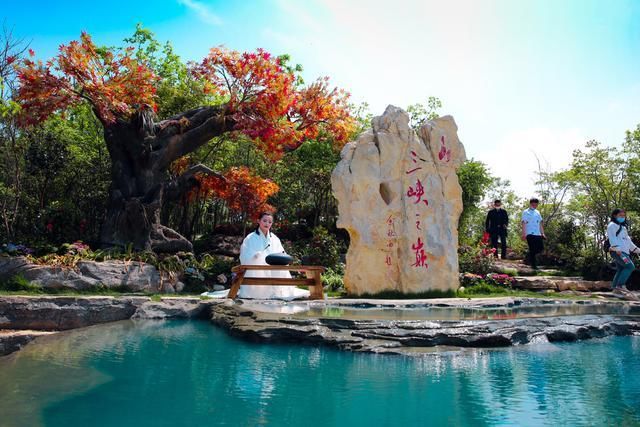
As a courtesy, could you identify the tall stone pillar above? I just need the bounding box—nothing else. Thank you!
[331,105,466,295]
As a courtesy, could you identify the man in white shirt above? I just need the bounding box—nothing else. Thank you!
[521,198,545,270]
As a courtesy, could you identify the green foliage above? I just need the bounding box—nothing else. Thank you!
[270,140,340,229]
[458,242,496,275]
[459,272,514,289]
[322,265,345,292]
[407,96,442,129]
[291,226,342,268]
[458,282,509,295]
[539,216,587,270]
[457,159,494,244]
[0,274,42,292]
[123,24,214,118]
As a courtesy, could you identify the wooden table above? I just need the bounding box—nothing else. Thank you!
[228,265,326,300]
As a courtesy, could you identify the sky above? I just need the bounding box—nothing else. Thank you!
[5,0,640,196]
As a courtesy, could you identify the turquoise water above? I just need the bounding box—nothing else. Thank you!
[1,320,639,427]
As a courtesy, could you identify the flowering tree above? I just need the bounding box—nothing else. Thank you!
[15,32,354,252]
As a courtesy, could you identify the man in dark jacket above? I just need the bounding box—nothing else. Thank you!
[485,199,509,259]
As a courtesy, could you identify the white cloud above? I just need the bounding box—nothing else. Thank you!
[178,0,223,26]
[262,0,639,199]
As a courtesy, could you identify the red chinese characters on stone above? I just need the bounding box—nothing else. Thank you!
[407,179,429,206]
[438,135,451,162]
[411,237,428,268]
[406,150,426,174]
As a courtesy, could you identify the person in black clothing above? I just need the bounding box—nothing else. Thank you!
[485,199,509,259]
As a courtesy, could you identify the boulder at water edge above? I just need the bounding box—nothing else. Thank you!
[331,105,466,295]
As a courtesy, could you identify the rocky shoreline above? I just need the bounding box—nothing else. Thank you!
[210,298,640,356]
[2,295,640,358]
[0,296,220,356]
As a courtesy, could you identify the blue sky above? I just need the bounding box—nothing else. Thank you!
[6,0,640,196]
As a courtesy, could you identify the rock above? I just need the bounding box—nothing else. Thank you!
[331,106,466,295]
[555,279,610,292]
[216,274,228,284]
[77,260,162,292]
[0,296,141,330]
[201,235,243,257]
[132,298,215,319]
[211,301,640,355]
[514,276,612,292]
[0,256,31,281]
[0,330,55,356]
[175,281,185,293]
[0,296,221,332]
[514,277,558,290]
[160,282,176,293]
[0,296,223,356]
[0,257,170,292]
[213,284,225,291]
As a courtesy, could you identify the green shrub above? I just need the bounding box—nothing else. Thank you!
[458,282,508,295]
[0,274,43,293]
[322,266,344,292]
[291,226,342,269]
[458,243,495,275]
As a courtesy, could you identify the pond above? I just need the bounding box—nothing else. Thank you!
[1,320,639,426]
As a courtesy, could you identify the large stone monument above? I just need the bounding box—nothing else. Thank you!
[331,105,466,295]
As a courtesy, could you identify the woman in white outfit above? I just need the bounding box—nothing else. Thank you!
[203,212,310,300]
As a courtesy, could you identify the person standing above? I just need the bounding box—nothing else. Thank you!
[485,199,509,259]
[607,208,640,294]
[521,198,545,270]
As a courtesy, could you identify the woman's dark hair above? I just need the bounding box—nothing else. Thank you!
[610,208,627,236]
[255,212,274,235]
[611,208,627,224]
[258,212,273,221]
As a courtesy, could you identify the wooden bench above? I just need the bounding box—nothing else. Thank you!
[229,265,326,300]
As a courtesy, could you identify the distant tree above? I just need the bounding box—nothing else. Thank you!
[407,96,442,130]
[456,159,494,243]
[0,25,29,241]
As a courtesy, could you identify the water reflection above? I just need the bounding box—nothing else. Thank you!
[0,320,638,426]
[297,303,639,321]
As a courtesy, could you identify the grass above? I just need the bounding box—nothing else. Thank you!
[457,289,601,300]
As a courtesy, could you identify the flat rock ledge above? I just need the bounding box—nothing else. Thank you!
[0,296,222,356]
[0,256,185,293]
[211,300,640,356]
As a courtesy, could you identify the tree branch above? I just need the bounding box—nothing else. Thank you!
[157,106,233,170]
[164,163,225,203]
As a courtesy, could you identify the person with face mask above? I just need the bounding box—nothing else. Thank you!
[607,208,640,294]
[485,199,509,259]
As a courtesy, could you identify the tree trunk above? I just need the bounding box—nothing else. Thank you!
[99,106,232,253]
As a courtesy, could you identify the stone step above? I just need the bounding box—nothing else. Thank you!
[513,276,611,292]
